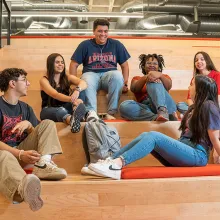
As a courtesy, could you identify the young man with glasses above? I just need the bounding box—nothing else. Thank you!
[119,54,177,121]
[69,19,130,120]
[0,68,67,211]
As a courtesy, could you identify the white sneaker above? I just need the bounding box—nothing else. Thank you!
[98,113,116,120]
[81,165,104,177]
[88,159,121,180]
[33,160,67,180]
[105,114,116,120]
[86,110,99,121]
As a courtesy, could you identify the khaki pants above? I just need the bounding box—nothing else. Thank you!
[0,120,62,201]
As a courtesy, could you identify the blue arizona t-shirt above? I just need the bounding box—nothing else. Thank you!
[71,38,130,73]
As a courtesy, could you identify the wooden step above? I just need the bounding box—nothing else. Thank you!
[1,174,220,219]
[54,121,182,174]
[0,90,187,119]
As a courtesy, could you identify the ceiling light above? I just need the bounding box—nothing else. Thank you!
[3,11,144,18]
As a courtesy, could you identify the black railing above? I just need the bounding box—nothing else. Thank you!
[0,0,11,48]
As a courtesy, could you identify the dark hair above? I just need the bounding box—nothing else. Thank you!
[46,53,69,92]
[194,51,218,75]
[0,68,27,92]
[139,54,165,75]
[180,75,219,145]
[93,19,110,31]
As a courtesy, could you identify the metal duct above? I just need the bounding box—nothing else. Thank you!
[116,1,220,29]
[10,17,72,29]
[135,14,220,33]
[11,17,33,29]
[10,1,88,30]
[11,1,88,11]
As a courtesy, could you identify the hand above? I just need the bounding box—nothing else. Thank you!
[122,85,128,93]
[70,90,80,103]
[147,71,162,81]
[213,149,220,164]
[20,150,41,164]
[72,98,83,106]
[11,120,32,136]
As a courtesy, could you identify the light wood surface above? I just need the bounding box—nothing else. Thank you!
[1,175,220,219]
[1,37,220,90]
[0,37,219,219]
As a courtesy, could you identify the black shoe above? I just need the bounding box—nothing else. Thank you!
[70,103,86,133]
[169,112,178,121]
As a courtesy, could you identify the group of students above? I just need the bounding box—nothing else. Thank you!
[0,18,220,212]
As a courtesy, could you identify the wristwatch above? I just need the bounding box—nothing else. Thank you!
[75,86,82,92]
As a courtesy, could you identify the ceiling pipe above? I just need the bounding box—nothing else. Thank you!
[116,1,220,29]
[135,14,220,33]
[10,1,89,29]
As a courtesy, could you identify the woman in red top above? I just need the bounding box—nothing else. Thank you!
[119,53,177,121]
[177,51,220,114]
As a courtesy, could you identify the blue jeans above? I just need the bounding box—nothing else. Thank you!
[119,82,177,121]
[81,70,124,115]
[40,102,72,122]
[177,102,189,114]
[112,131,208,167]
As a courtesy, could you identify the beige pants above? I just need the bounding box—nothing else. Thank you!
[0,120,62,201]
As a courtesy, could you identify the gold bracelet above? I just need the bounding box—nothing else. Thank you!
[18,150,24,160]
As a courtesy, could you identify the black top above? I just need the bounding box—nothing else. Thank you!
[0,96,39,147]
[41,77,70,108]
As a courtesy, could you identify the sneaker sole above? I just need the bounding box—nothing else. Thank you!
[81,167,105,177]
[88,164,121,180]
[22,174,43,212]
[71,103,86,133]
[33,168,67,180]
[156,115,169,122]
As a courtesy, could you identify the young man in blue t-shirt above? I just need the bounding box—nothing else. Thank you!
[69,19,130,119]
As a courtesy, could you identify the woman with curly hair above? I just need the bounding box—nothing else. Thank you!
[119,53,177,121]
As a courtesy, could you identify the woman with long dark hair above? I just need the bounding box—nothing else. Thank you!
[177,51,220,114]
[40,53,87,133]
[88,75,220,179]
[119,53,177,121]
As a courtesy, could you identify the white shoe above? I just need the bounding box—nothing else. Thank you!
[81,165,104,177]
[105,114,116,120]
[98,113,116,120]
[86,110,99,121]
[88,159,121,180]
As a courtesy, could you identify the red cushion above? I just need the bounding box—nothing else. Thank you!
[104,119,129,122]
[24,168,33,174]
[121,165,220,179]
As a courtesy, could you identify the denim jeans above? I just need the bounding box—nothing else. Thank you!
[119,82,177,121]
[40,102,73,122]
[177,102,189,114]
[81,70,124,115]
[112,131,208,167]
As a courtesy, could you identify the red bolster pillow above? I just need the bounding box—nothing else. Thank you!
[121,164,220,179]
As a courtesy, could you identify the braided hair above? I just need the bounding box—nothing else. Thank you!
[139,54,165,75]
